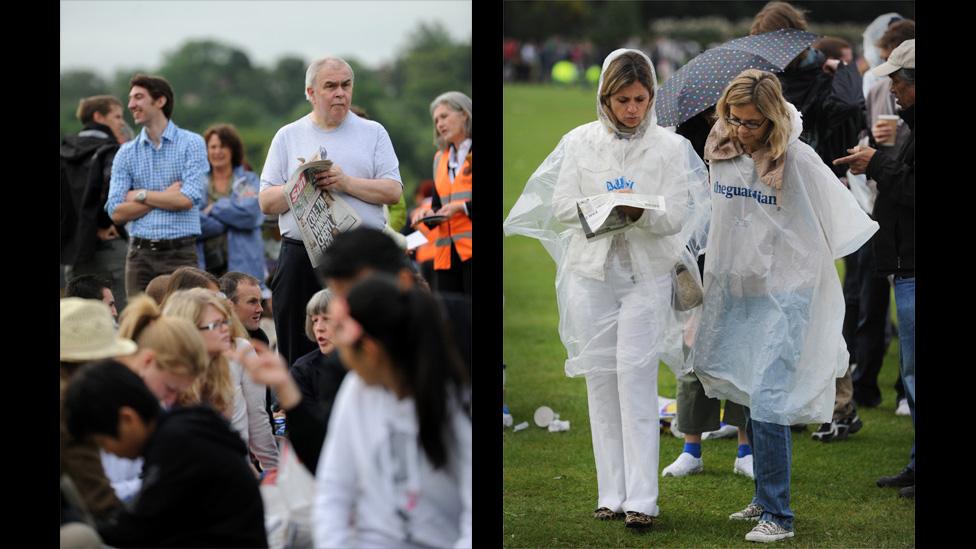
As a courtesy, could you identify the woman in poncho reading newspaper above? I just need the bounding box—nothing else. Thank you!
[691,70,878,543]
[504,49,710,531]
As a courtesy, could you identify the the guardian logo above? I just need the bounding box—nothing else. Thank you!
[713,180,777,206]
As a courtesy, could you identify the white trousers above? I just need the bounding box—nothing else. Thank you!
[573,239,663,515]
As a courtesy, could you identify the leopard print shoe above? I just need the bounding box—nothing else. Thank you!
[593,507,625,521]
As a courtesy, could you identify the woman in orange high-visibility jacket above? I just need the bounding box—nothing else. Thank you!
[419,91,472,295]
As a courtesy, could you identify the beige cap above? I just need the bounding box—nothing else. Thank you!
[872,39,915,77]
[60,298,137,362]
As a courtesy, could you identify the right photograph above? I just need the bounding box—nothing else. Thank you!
[501,1,915,546]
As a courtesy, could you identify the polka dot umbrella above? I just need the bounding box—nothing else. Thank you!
[655,28,819,128]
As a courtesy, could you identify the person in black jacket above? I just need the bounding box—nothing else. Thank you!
[61,95,130,311]
[833,38,914,499]
[64,360,268,547]
[239,228,471,475]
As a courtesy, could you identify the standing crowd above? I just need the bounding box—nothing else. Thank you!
[506,1,914,543]
[61,55,472,548]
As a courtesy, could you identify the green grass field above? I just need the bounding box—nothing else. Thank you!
[501,84,915,548]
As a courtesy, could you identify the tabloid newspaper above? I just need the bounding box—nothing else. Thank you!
[283,158,362,268]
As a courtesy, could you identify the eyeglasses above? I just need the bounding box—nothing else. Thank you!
[198,319,230,331]
[726,116,768,130]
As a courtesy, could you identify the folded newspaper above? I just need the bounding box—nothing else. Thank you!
[283,156,362,268]
[576,193,666,240]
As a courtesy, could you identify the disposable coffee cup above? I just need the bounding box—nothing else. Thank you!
[534,406,555,428]
[877,115,899,146]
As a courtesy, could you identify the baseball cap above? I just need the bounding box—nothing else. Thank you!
[872,39,915,77]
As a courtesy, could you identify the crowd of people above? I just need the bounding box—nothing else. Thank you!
[60,55,472,548]
[506,1,914,543]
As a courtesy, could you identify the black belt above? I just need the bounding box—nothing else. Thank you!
[131,236,196,251]
[282,237,304,246]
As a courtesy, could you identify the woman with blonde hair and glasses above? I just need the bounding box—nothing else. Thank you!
[163,288,279,472]
[505,49,710,530]
[691,69,877,543]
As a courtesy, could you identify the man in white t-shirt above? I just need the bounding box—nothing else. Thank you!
[258,56,402,367]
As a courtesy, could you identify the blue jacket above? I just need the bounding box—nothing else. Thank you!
[197,166,267,288]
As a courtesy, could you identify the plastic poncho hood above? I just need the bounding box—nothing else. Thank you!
[504,49,711,378]
[690,102,879,425]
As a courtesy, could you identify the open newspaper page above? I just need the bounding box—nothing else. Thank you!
[283,159,362,268]
[576,193,666,240]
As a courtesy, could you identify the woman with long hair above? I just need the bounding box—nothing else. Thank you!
[504,49,710,530]
[692,69,877,542]
[162,288,278,472]
[313,275,470,548]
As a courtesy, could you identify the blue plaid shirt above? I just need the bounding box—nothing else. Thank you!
[105,120,208,239]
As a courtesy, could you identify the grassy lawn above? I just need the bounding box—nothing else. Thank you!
[502,84,915,548]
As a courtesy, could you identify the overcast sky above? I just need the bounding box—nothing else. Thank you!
[61,1,472,77]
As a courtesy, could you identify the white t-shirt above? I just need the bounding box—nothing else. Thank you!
[260,112,402,239]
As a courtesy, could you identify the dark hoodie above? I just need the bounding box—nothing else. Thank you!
[866,104,914,276]
[96,406,268,548]
[778,48,865,178]
[60,123,125,264]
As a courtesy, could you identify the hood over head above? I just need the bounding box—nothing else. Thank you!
[597,48,658,140]
[863,13,903,69]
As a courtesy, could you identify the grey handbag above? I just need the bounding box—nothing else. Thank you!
[672,263,703,311]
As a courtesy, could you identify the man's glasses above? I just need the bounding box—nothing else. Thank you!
[198,319,230,331]
[726,116,768,130]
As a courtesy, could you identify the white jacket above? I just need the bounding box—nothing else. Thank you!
[504,48,711,378]
[691,102,878,425]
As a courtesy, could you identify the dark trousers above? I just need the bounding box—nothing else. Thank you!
[841,241,894,407]
[270,239,320,368]
[124,242,198,299]
[434,244,472,296]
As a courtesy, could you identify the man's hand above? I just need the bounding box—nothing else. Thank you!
[612,188,643,221]
[314,165,348,193]
[871,120,895,145]
[96,226,120,241]
[833,145,877,175]
[822,58,841,75]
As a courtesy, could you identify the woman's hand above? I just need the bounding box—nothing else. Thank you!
[435,202,466,218]
[612,189,642,221]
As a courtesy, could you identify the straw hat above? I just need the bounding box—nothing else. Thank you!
[60,298,137,362]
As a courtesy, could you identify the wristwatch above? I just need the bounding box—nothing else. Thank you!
[135,189,148,203]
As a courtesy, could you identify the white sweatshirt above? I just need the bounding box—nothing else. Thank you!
[313,372,472,549]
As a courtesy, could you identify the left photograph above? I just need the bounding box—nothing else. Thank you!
[60,2,472,547]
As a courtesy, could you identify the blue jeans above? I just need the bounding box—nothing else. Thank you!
[894,276,915,471]
[745,410,794,531]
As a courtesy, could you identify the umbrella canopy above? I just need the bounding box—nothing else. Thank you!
[655,28,819,127]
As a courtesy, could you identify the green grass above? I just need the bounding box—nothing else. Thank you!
[502,84,914,548]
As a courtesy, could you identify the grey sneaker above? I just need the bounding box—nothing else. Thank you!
[729,502,763,521]
[745,520,794,543]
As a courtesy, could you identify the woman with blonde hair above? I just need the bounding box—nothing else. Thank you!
[505,49,710,530]
[691,69,877,542]
[118,294,210,407]
[162,288,279,471]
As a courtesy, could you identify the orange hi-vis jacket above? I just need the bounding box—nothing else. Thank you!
[432,148,472,269]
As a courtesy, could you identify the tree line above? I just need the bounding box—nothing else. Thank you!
[60,22,472,198]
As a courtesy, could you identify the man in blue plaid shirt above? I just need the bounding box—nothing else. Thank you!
[105,75,208,298]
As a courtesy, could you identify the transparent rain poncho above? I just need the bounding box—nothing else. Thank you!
[690,102,879,425]
[504,49,711,379]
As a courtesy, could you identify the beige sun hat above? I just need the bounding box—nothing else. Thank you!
[60,298,137,362]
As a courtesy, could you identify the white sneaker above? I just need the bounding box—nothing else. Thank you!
[733,454,755,479]
[662,452,703,477]
[895,398,910,416]
[702,423,738,440]
[745,520,794,543]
